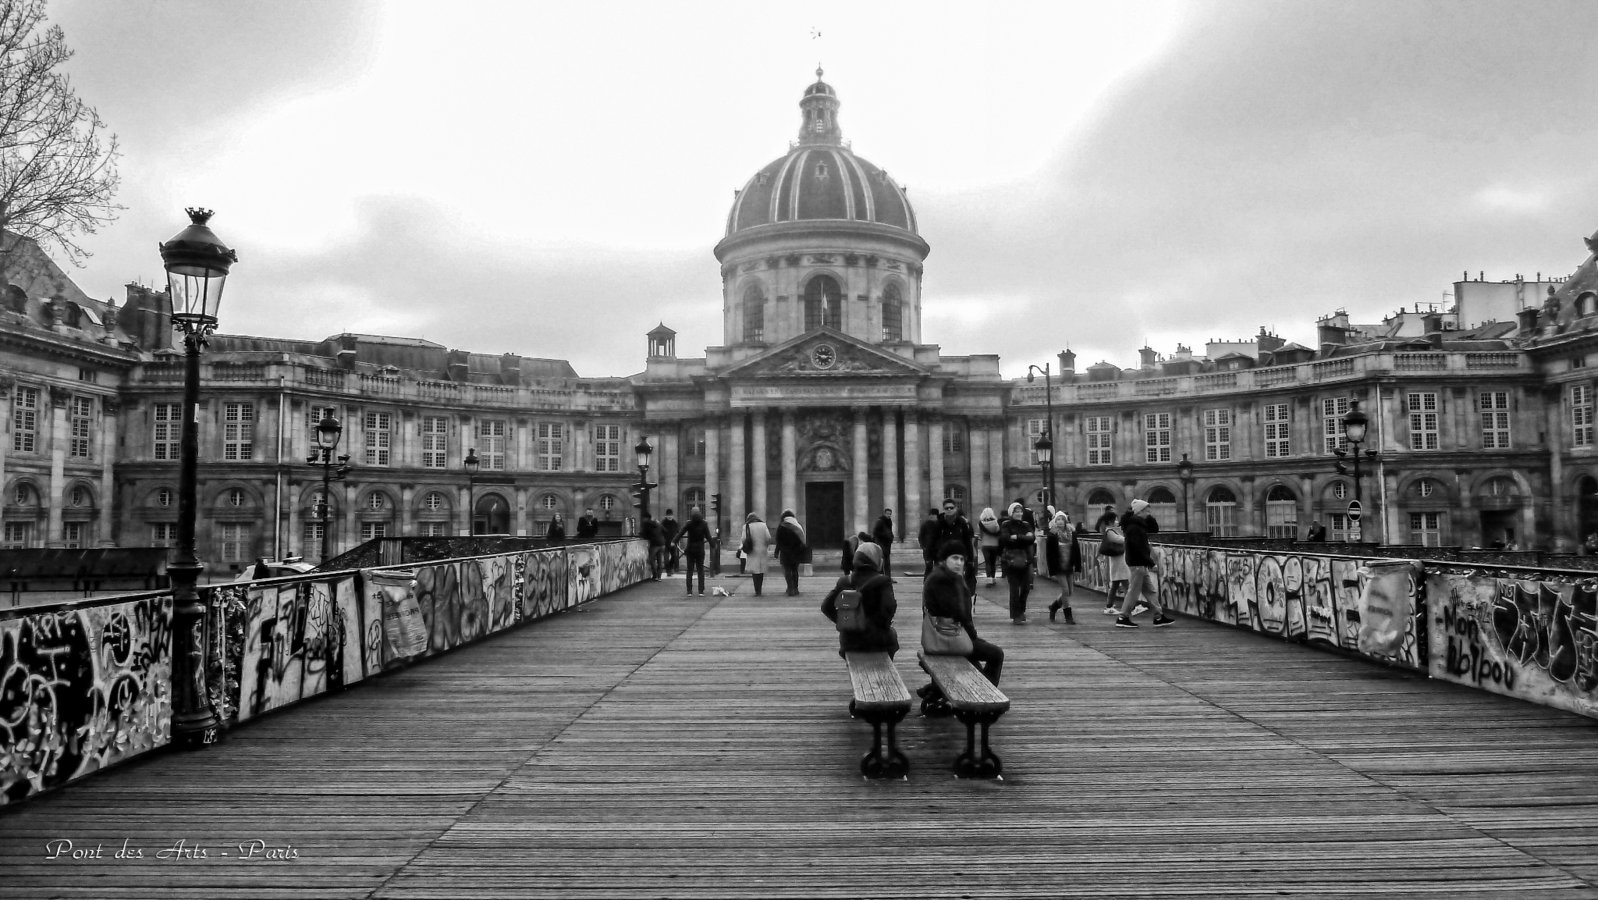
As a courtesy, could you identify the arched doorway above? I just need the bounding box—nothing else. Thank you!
[474,492,512,536]
[1578,476,1598,547]
[1476,476,1523,549]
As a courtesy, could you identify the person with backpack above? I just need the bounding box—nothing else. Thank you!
[820,541,898,658]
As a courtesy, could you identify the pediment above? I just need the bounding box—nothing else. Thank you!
[723,329,928,379]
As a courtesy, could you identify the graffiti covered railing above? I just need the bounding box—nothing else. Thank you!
[1,540,649,808]
[1075,536,1598,721]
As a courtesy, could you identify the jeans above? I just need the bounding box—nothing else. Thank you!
[1004,563,1031,619]
[1119,565,1163,617]
[684,549,705,594]
[968,637,1005,685]
[981,547,998,579]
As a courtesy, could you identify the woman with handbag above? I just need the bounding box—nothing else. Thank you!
[998,501,1035,625]
[739,512,772,596]
[976,507,1001,587]
[1046,511,1079,623]
[921,540,1003,686]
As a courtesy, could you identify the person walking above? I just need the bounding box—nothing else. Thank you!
[545,514,566,542]
[935,500,977,595]
[872,508,897,577]
[840,530,872,575]
[821,541,898,658]
[660,508,681,575]
[921,540,1003,686]
[739,512,773,596]
[677,507,713,596]
[776,509,808,596]
[918,508,942,575]
[998,501,1035,625]
[1047,511,1080,623]
[640,512,666,580]
[1115,500,1175,629]
[977,506,1001,587]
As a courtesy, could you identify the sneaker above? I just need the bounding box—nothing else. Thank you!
[986,579,996,587]
[1114,616,1139,628]
[1132,604,1150,617]
[1011,617,1027,626]
[1101,607,1117,615]
[1152,615,1175,627]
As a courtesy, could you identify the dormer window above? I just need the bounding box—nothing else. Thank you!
[815,161,830,182]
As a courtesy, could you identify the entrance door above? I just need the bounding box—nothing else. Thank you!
[805,482,845,550]
[1479,509,1517,549]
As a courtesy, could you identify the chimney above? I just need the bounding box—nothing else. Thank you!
[1318,322,1349,347]
[1421,312,1443,334]
[1257,328,1285,354]
[337,334,359,369]
[1139,346,1158,369]
[1517,307,1540,335]
[1057,349,1076,383]
[447,349,470,382]
[499,352,522,385]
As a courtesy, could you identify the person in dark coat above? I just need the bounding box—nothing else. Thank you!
[921,540,1003,686]
[841,530,873,575]
[1114,500,1175,629]
[640,512,666,580]
[576,507,600,540]
[1305,521,1328,541]
[918,508,942,575]
[821,541,898,658]
[775,509,808,596]
[660,509,681,575]
[935,500,978,594]
[676,507,713,595]
[998,501,1035,625]
[1093,504,1118,533]
[545,514,566,542]
[871,509,897,577]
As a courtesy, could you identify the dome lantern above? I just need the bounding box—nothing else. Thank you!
[799,66,842,146]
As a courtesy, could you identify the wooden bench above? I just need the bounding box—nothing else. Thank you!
[917,652,1012,779]
[842,651,912,779]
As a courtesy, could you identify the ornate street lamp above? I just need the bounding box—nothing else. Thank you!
[634,436,654,519]
[463,448,481,537]
[1027,362,1056,507]
[1033,430,1053,510]
[306,415,350,562]
[1176,452,1195,531]
[1335,399,1380,541]
[159,208,236,748]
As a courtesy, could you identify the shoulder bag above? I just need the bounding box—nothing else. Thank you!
[921,611,974,656]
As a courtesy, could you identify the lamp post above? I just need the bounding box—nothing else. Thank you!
[306,415,350,563]
[635,436,654,520]
[1176,452,1195,531]
[1026,363,1056,507]
[1033,431,1053,511]
[160,208,236,748]
[464,448,481,537]
[1335,399,1380,541]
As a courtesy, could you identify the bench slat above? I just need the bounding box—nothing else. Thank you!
[919,654,1010,714]
[845,651,912,714]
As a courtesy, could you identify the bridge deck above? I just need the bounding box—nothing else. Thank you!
[3,566,1597,899]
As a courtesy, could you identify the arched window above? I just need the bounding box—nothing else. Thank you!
[1265,484,1297,539]
[70,486,90,507]
[1206,486,1238,537]
[473,492,511,535]
[156,487,174,507]
[227,488,247,507]
[539,493,561,512]
[367,492,388,511]
[1579,292,1597,318]
[882,282,903,341]
[743,285,765,342]
[803,275,842,331]
[1145,486,1177,530]
[598,494,619,515]
[1086,488,1117,515]
[424,491,447,511]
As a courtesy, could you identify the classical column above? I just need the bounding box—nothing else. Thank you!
[661,427,679,517]
[881,409,898,540]
[287,486,301,557]
[98,398,118,546]
[988,422,1005,509]
[928,416,945,510]
[752,411,768,517]
[852,407,869,534]
[47,388,68,547]
[903,414,922,528]
[400,484,415,539]
[705,417,722,536]
[781,411,798,516]
[459,484,472,536]
[969,423,988,513]
[729,413,746,527]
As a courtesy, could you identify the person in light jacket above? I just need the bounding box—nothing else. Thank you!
[739,512,773,596]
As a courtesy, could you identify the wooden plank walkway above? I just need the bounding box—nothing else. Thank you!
[3,563,1598,899]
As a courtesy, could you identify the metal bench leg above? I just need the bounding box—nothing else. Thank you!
[860,709,910,780]
[952,710,1004,779]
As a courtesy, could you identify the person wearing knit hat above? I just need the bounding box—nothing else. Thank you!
[997,501,1036,624]
[821,539,898,657]
[1115,502,1174,629]
[1130,498,1150,515]
[920,539,1004,687]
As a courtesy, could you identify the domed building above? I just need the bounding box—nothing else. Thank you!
[637,68,1008,548]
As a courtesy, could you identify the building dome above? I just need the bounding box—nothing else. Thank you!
[724,68,917,237]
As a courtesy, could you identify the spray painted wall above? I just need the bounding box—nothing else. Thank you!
[0,595,173,804]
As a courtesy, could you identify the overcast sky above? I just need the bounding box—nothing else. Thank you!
[45,0,1598,378]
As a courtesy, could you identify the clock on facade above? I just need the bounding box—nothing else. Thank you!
[811,344,837,369]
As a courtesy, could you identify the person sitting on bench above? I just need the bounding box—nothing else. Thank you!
[821,541,899,658]
[924,540,1004,685]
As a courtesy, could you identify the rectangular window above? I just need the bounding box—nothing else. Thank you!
[684,428,705,458]
[422,415,448,469]
[360,521,387,542]
[1263,403,1290,458]
[218,523,249,562]
[223,402,254,461]
[364,411,392,466]
[422,521,449,537]
[3,521,33,548]
[307,404,339,433]
[12,386,38,453]
[70,396,93,458]
[942,426,965,455]
[594,424,621,473]
[302,520,325,553]
[1407,391,1439,450]
[1329,512,1355,542]
[1573,384,1594,448]
[151,523,177,547]
[1479,391,1511,450]
[62,522,85,549]
[1024,418,1046,465]
[1203,408,1232,461]
[479,419,508,470]
[536,422,563,471]
[1322,396,1351,454]
[1265,502,1297,539]
[153,402,181,461]
[1143,412,1171,464]
[1410,512,1443,547]
[1205,502,1237,537]
[1085,416,1112,466]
